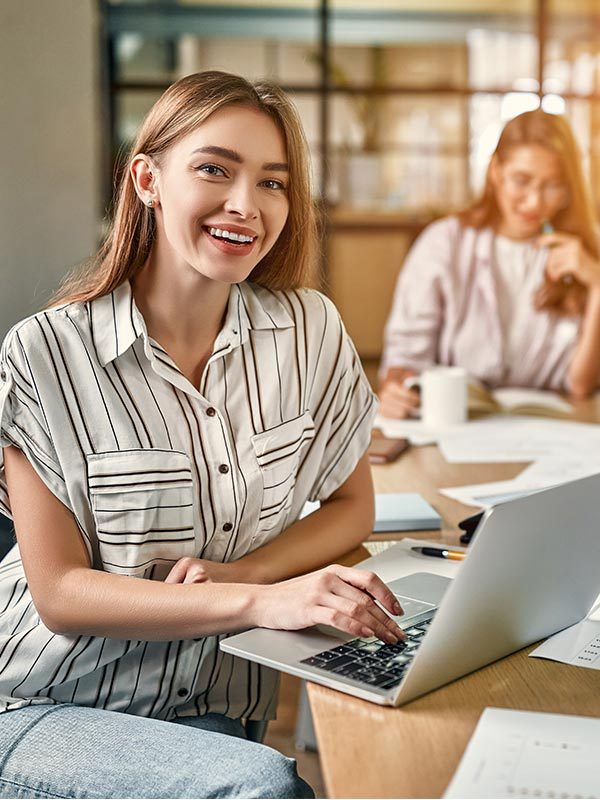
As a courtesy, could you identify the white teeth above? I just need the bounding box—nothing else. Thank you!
[208,227,253,243]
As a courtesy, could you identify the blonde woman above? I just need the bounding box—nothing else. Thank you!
[0,71,403,799]
[380,109,600,418]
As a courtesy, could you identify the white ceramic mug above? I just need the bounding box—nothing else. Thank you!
[418,366,467,428]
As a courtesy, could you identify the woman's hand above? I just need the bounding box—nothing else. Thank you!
[164,557,245,585]
[255,564,405,643]
[537,231,600,290]
[379,368,420,419]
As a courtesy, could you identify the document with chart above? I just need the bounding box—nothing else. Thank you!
[444,707,600,798]
[529,616,600,669]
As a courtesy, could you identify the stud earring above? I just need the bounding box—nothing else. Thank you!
[146,199,154,208]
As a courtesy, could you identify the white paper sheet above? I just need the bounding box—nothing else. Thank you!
[517,456,600,485]
[373,414,439,445]
[438,416,600,464]
[439,479,538,509]
[444,707,600,798]
[529,612,600,669]
[440,453,600,509]
[355,537,463,582]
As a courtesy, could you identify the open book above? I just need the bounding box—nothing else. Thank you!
[468,383,573,418]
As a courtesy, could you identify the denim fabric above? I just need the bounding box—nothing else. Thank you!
[0,705,314,799]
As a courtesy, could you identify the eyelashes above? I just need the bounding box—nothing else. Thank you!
[196,163,227,177]
[195,164,287,191]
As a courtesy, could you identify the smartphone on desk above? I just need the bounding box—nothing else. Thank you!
[367,435,410,464]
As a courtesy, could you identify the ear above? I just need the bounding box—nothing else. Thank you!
[130,155,159,207]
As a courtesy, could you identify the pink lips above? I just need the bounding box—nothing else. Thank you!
[203,227,256,256]
[518,214,541,226]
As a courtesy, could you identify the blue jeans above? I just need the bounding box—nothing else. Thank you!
[0,704,314,798]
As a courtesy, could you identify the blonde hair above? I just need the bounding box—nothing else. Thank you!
[459,109,598,257]
[52,71,317,306]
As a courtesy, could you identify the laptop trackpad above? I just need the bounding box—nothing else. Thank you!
[387,572,451,615]
[393,595,435,619]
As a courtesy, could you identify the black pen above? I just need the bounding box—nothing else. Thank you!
[412,546,466,562]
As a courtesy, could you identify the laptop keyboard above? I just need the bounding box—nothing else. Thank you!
[300,615,434,691]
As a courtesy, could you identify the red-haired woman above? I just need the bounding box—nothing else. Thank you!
[380,109,600,418]
[0,72,403,798]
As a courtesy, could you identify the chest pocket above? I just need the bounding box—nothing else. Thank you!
[251,411,315,542]
[87,449,195,578]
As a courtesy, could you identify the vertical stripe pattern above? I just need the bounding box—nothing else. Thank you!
[0,281,376,720]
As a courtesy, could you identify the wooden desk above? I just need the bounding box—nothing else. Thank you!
[308,398,600,798]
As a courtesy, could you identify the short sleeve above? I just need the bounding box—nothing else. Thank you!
[0,330,68,519]
[308,298,378,502]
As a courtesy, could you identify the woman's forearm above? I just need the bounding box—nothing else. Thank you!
[46,568,262,639]
[232,456,375,584]
[232,498,370,585]
[567,287,600,397]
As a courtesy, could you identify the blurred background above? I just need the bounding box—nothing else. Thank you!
[3,0,600,384]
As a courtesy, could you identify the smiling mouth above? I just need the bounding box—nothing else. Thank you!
[204,226,257,246]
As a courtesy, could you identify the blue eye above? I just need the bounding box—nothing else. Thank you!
[261,179,287,191]
[197,163,227,177]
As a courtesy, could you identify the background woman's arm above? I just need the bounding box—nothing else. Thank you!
[379,219,455,418]
[540,231,600,397]
[566,287,600,397]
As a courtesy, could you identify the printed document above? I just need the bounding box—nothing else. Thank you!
[445,707,600,798]
[530,611,600,670]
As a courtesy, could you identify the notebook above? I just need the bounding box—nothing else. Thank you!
[302,493,441,533]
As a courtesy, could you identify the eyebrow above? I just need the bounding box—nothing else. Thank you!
[191,146,288,172]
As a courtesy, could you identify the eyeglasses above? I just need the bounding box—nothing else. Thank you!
[501,172,569,204]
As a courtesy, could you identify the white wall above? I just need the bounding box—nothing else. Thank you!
[0,0,100,336]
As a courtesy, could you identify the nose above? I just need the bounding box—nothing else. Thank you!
[224,178,259,219]
[520,187,544,212]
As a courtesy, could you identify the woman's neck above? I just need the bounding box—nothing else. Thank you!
[132,254,231,359]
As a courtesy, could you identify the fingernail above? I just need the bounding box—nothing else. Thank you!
[393,601,402,615]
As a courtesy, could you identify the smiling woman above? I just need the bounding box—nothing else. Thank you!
[0,72,394,799]
[129,103,292,303]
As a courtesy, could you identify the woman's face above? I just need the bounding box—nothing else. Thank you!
[491,143,568,240]
[151,105,290,284]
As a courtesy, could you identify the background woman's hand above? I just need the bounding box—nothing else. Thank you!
[255,564,405,643]
[538,231,600,290]
[379,367,420,419]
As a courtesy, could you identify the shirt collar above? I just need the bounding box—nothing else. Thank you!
[234,282,294,335]
[89,282,145,367]
[89,280,294,367]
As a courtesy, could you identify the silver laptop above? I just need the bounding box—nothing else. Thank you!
[221,473,600,706]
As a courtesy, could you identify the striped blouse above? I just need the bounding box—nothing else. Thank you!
[0,281,376,720]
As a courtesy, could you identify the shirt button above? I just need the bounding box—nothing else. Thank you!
[206,407,216,417]
[0,369,6,381]
[177,688,188,697]
[222,522,233,532]
[218,464,229,474]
